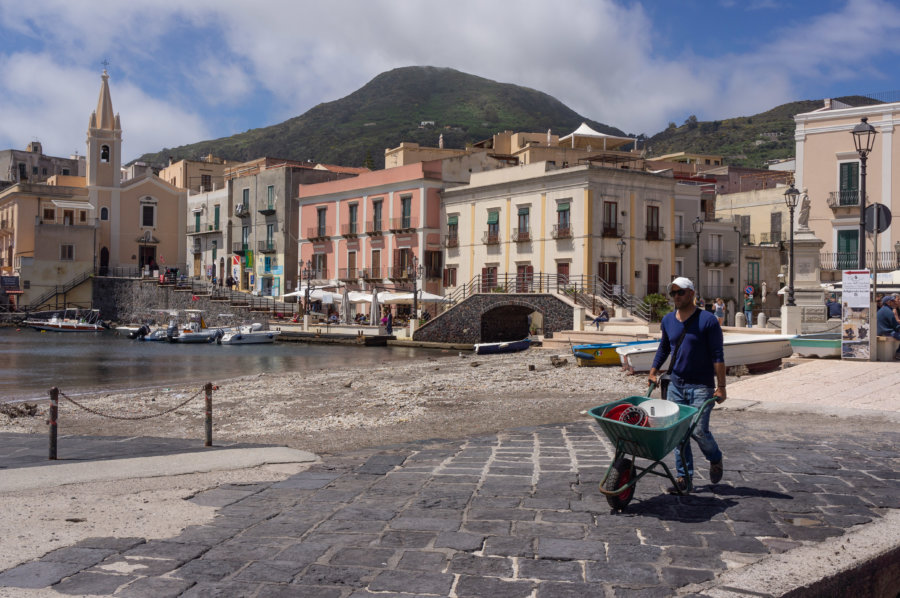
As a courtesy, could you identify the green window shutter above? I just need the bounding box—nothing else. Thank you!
[447,215,458,225]
[487,211,499,224]
[840,162,859,191]
[557,202,570,212]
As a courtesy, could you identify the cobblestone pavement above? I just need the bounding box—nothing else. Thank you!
[0,410,898,597]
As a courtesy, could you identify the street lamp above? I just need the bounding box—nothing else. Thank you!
[692,216,704,299]
[616,238,626,298]
[852,117,877,269]
[302,259,312,314]
[734,225,743,308]
[783,185,800,307]
[409,255,425,319]
[895,241,900,269]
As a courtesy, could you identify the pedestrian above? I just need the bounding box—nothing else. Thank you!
[876,294,900,361]
[743,293,753,328]
[385,308,393,335]
[648,277,726,493]
[714,297,725,326]
[826,294,841,319]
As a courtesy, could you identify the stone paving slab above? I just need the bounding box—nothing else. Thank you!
[0,410,898,596]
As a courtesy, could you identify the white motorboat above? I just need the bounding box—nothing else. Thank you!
[219,323,281,345]
[616,333,795,374]
[168,310,221,343]
[24,309,105,332]
[790,332,841,359]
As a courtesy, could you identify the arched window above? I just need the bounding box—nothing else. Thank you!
[100,207,109,221]
[100,145,110,163]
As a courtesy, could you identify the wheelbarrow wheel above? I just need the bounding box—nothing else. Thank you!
[604,457,635,510]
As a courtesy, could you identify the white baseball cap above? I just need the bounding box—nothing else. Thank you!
[668,277,695,292]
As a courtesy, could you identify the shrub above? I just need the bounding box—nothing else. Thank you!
[643,293,672,322]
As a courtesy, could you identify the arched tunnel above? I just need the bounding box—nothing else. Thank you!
[479,304,539,342]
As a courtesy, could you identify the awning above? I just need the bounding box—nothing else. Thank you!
[51,200,94,210]
[557,202,569,212]
[4,289,23,294]
[191,207,203,213]
[447,215,458,226]
[518,207,529,215]
[487,211,499,224]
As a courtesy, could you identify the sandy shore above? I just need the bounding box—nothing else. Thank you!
[0,348,708,455]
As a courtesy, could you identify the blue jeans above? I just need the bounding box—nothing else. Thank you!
[668,383,722,480]
[744,310,752,327]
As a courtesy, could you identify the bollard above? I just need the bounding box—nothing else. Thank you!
[49,387,58,460]
[204,382,213,447]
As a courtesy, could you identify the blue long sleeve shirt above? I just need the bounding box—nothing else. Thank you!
[877,305,899,335]
[651,308,724,387]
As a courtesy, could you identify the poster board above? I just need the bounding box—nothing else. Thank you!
[841,270,870,360]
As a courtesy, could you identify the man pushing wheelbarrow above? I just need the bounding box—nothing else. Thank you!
[590,277,726,510]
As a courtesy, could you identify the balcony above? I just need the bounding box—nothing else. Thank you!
[389,217,416,232]
[820,251,900,272]
[703,250,735,265]
[512,228,531,242]
[444,234,459,248]
[187,222,221,234]
[827,190,861,208]
[341,223,359,237]
[232,242,249,255]
[190,245,202,255]
[305,268,328,281]
[674,229,696,246]
[366,220,383,235]
[388,266,413,280]
[482,231,501,245]
[551,224,571,239]
[759,232,786,245]
[362,267,384,280]
[258,202,276,216]
[645,226,665,241]
[338,267,359,281]
[234,204,249,218]
[306,226,332,240]
[600,223,624,238]
[257,240,276,254]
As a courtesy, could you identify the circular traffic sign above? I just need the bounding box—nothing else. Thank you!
[744,285,754,296]
[865,203,891,234]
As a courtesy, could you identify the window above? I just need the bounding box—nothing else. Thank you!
[675,258,684,277]
[18,163,26,180]
[266,223,275,245]
[317,207,327,237]
[517,207,530,237]
[42,167,47,175]
[348,203,358,234]
[211,240,217,261]
[481,266,497,291]
[312,253,327,278]
[647,205,659,230]
[603,201,617,234]
[371,249,381,275]
[242,226,250,247]
[770,212,782,241]
[836,230,858,268]
[62,168,70,176]
[60,244,74,261]
[141,204,155,227]
[32,166,38,175]
[242,188,249,204]
[43,208,55,222]
[425,250,441,278]
[214,205,220,229]
[747,261,760,286]
[266,185,275,209]
[194,212,201,232]
[397,248,413,275]
[347,251,357,278]
[372,199,383,231]
[79,211,86,223]
[839,162,859,205]
[100,207,109,221]
[201,174,212,190]
[557,202,570,229]
[443,266,457,287]
[598,261,618,285]
[401,195,412,228]
[487,210,500,241]
[100,145,109,162]
[63,210,74,225]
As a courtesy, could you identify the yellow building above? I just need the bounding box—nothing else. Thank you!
[159,155,229,193]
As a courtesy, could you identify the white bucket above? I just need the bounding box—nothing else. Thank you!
[642,399,679,428]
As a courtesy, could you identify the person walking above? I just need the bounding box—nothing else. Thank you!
[743,293,754,328]
[648,277,726,493]
[714,297,725,326]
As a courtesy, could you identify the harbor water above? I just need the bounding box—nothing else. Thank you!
[0,327,436,402]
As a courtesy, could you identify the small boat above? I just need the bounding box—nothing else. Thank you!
[790,332,841,359]
[616,333,795,374]
[24,309,106,332]
[168,310,221,343]
[473,338,532,355]
[572,340,658,366]
[219,323,281,345]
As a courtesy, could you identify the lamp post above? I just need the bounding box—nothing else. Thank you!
[409,256,425,320]
[852,117,877,269]
[734,225,743,309]
[302,259,312,314]
[783,185,800,307]
[616,238,626,299]
[692,216,704,299]
[895,241,900,269]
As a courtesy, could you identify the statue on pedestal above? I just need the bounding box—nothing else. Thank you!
[797,188,811,230]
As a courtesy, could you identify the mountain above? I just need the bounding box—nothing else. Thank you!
[137,66,626,169]
[644,96,881,168]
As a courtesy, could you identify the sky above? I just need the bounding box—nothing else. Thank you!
[1,0,899,164]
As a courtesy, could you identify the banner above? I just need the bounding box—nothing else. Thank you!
[841,270,870,360]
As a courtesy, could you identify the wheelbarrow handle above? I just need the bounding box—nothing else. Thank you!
[646,381,657,397]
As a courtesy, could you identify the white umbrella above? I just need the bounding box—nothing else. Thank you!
[347,291,373,304]
[341,287,352,323]
[370,290,381,325]
[416,290,449,303]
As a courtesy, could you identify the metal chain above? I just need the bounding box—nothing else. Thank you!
[58,387,205,420]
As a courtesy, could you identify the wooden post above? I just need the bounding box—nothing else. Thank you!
[204,382,213,447]
[49,387,58,460]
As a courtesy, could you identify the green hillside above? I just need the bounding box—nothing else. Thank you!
[138,66,625,169]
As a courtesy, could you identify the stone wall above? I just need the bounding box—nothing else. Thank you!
[413,293,573,343]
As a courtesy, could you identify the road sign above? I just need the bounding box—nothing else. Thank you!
[744,285,754,296]
[865,203,891,234]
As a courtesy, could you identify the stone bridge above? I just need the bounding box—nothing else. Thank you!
[412,293,574,344]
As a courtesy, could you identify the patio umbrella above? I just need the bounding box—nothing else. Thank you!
[370,289,380,326]
[416,290,449,303]
[341,287,352,323]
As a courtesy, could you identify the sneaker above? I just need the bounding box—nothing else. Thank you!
[710,460,724,484]
[894,353,900,361]
[668,477,690,494]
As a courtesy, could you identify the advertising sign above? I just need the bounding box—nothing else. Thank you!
[841,270,870,360]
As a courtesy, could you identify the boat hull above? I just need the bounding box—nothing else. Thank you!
[790,334,841,359]
[572,340,657,366]
[219,330,281,345]
[474,339,531,355]
[616,334,795,374]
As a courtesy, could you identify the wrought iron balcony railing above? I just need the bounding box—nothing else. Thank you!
[551,224,571,239]
[645,226,665,241]
[601,223,624,238]
[482,231,501,245]
[702,250,735,265]
[512,228,531,242]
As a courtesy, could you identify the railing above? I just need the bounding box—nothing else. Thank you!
[674,229,696,245]
[551,225,571,239]
[257,240,276,253]
[190,246,202,255]
[443,235,459,248]
[700,285,732,301]
[388,266,414,280]
[366,221,383,235]
[759,232,786,244]
[389,217,416,231]
[306,226,332,240]
[258,202,276,215]
[362,267,384,280]
[512,228,531,242]
[338,268,359,280]
[187,223,220,234]
[341,223,359,236]
[819,251,900,271]
[20,268,94,311]
[482,231,501,245]
[827,190,861,208]
[600,223,624,238]
[645,226,665,241]
[703,250,735,264]
[232,242,249,254]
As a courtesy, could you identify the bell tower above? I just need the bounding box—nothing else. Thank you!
[87,69,123,267]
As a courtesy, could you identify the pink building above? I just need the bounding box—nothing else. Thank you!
[296,161,444,296]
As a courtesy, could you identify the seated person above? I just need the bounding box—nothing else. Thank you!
[876,294,900,360]
[592,307,610,329]
[328,313,339,323]
[826,295,841,319]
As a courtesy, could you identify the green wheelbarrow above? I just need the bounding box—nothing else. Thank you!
[588,386,717,510]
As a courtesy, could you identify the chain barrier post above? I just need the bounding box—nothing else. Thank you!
[204,382,213,447]
[49,387,58,460]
